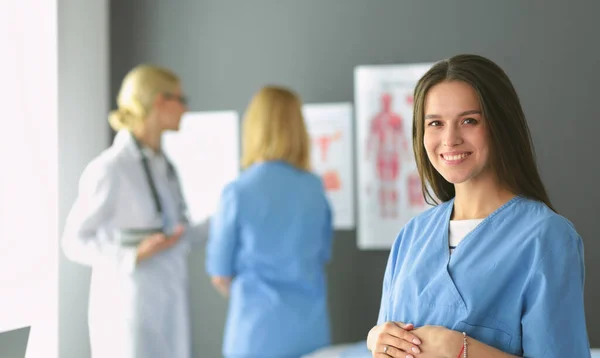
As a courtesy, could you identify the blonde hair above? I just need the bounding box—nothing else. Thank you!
[109,64,180,131]
[241,86,310,171]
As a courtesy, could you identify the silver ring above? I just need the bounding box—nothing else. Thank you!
[383,345,388,353]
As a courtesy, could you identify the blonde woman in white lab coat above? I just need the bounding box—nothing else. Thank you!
[62,64,206,358]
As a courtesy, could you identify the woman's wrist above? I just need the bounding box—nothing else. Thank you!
[443,329,465,358]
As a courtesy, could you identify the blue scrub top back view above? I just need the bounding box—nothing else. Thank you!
[207,160,334,358]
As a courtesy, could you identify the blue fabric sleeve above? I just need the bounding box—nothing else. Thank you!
[205,183,239,277]
[321,198,334,263]
[521,223,590,357]
[377,230,402,325]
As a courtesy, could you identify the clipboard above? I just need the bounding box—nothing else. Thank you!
[117,227,163,246]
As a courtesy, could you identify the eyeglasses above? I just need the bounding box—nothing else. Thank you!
[163,92,188,106]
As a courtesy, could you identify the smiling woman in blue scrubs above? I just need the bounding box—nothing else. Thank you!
[206,86,334,358]
[366,54,590,358]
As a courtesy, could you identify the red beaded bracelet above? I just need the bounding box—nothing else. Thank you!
[456,332,468,358]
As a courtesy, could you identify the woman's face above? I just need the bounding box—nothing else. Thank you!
[158,85,188,131]
[423,80,494,187]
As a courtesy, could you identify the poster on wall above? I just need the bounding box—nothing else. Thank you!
[303,103,355,230]
[162,111,240,224]
[355,63,434,250]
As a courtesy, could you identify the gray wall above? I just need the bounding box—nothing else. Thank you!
[107,0,600,356]
[58,1,109,357]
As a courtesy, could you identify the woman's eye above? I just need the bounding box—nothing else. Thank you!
[427,120,441,127]
[463,117,478,125]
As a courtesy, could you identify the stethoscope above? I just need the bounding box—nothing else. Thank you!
[132,136,188,229]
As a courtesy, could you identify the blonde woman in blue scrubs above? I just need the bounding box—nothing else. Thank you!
[206,86,334,358]
[366,54,590,358]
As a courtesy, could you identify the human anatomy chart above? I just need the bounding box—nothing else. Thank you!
[303,103,355,229]
[162,111,240,224]
[355,63,433,249]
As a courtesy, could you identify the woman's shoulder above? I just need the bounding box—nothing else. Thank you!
[239,161,324,187]
[306,170,328,189]
[80,144,132,183]
[510,197,582,249]
[402,200,452,233]
[515,197,577,231]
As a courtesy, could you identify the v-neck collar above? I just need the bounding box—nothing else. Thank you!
[442,195,522,258]
[437,195,523,311]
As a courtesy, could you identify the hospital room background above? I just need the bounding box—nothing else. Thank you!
[2,0,600,357]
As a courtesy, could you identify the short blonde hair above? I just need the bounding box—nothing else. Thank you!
[241,86,310,171]
[109,64,180,131]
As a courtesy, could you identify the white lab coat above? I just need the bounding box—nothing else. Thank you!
[62,130,207,358]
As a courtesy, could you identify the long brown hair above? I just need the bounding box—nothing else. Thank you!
[412,54,555,211]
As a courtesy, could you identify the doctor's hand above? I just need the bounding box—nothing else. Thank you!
[211,276,232,297]
[367,321,422,358]
[135,225,185,264]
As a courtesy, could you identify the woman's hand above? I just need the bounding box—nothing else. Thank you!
[136,225,184,264]
[211,276,232,297]
[411,325,463,358]
[367,321,422,357]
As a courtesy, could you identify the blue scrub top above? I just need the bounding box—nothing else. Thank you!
[206,161,333,358]
[378,196,590,357]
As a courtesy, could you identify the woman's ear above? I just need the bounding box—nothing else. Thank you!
[152,92,167,110]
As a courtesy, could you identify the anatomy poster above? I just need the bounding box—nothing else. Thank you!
[162,111,240,224]
[355,63,433,249]
[303,103,355,230]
